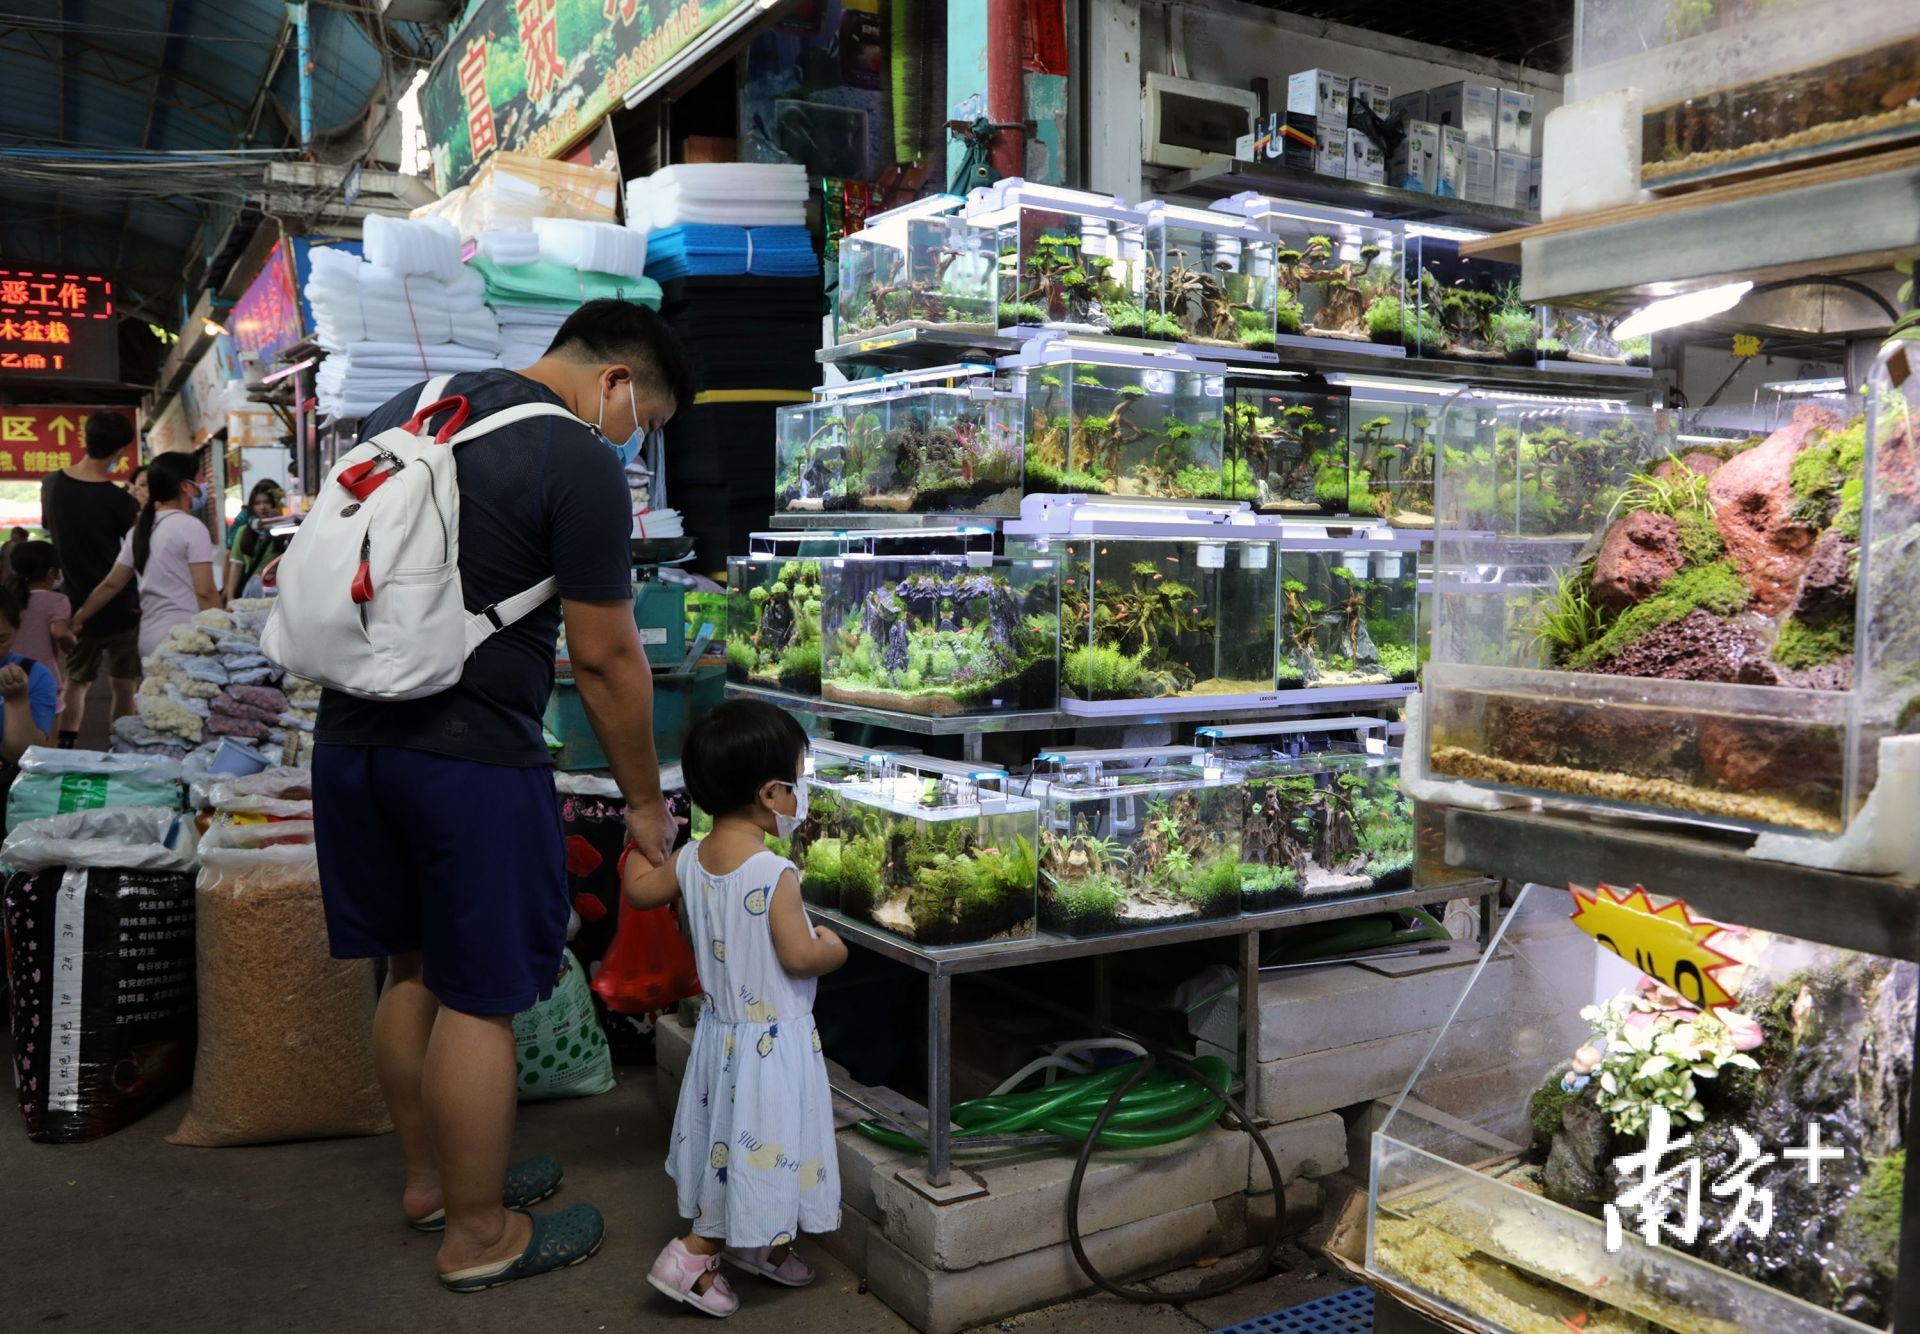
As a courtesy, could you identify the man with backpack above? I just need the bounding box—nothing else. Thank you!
[287,300,693,1292]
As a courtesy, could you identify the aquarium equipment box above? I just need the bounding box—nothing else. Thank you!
[1005,494,1287,717]
[1403,226,1535,362]
[1002,342,1228,500]
[1210,195,1406,358]
[1287,69,1350,132]
[833,194,995,345]
[1030,746,1246,937]
[1137,202,1281,356]
[1224,372,1351,516]
[961,179,1149,338]
[1428,81,1497,148]
[1495,88,1535,154]
[1369,883,1911,1331]
[1423,368,1918,841]
[1568,0,1920,190]
[1388,121,1440,193]
[819,551,1060,718]
[1345,129,1386,185]
[1197,717,1411,911]
[1460,145,1497,205]
[777,367,1025,519]
[810,753,1040,947]
[1435,127,1467,198]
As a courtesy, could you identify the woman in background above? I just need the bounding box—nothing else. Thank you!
[71,453,219,657]
[225,478,289,604]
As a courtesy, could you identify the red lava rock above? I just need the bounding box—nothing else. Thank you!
[1591,511,1685,610]
[1587,609,1774,683]
[1707,404,1842,616]
[1653,451,1728,481]
[1791,529,1857,623]
[1699,714,1844,794]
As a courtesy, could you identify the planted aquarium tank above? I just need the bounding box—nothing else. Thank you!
[1032,750,1245,937]
[1225,376,1350,515]
[1278,543,1421,692]
[1540,307,1650,370]
[835,195,996,343]
[963,179,1150,336]
[1425,373,1918,837]
[1213,196,1406,353]
[1140,203,1280,352]
[1429,390,1650,538]
[1343,379,1449,528]
[787,740,894,911]
[780,370,1024,518]
[1570,0,1920,191]
[1006,495,1281,714]
[1404,228,1537,363]
[1200,720,1412,910]
[820,553,1059,716]
[1011,347,1228,498]
[809,756,1040,946]
[1370,882,1910,1331]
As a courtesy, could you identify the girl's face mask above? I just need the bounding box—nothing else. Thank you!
[771,775,809,840]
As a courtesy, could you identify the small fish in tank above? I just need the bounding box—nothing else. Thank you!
[1277,549,1420,689]
[1209,197,1405,350]
[783,743,892,911]
[774,400,852,513]
[821,556,1059,716]
[842,381,1025,516]
[1226,379,1349,514]
[1405,232,1536,363]
[1034,763,1245,937]
[1014,352,1231,499]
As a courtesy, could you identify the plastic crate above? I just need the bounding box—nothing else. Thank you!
[1212,1285,1373,1334]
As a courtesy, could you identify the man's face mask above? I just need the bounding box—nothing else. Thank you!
[595,379,644,469]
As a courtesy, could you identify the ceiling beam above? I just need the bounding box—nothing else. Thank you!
[0,28,240,139]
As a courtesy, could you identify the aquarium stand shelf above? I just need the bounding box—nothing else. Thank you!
[1156,159,1541,232]
[817,327,1023,369]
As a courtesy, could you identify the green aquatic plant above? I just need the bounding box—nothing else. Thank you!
[1064,644,1146,698]
[1772,613,1854,669]
[1568,560,1752,670]
[1529,567,1608,663]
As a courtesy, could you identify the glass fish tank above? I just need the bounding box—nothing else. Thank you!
[1200,720,1412,911]
[1342,379,1451,528]
[819,553,1059,717]
[1032,749,1245,937]
[1225,375,1351,515]
[1005,495,1281,715]
[786,740,895,911]
[1010,346,1228,499]
[1423,379,1914,838]
[1278,542,1421,693]
[834,195,997,343]
[773,399,852,515]
[810,755,1040,947]
[1369,882,1911,1331]
[1404,228,1536,363]
[963,179,1149,337]
[1140,203,1280,353]
[1539,307,1651,372]
[1570,0,1920,191]
[1212,195,1406,355]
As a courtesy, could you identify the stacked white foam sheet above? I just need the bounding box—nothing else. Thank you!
[477,230,541,265]
[625,163,809,230]
[496,307,570,372]
[532,218,649,281]
[306,222,504,418]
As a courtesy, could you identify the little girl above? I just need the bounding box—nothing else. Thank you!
[7,541,74,718]
[624,698,848,1318]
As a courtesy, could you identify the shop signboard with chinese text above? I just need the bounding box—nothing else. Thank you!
[0,271,117,383]
[231,244,303,369]
[148,395,191,456]
[420,0,756,190]
[0,407,137,481]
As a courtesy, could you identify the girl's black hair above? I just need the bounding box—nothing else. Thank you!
[681,699,808,818]
[0,585,24,632]
[7,539,57,605]
[132,453,199,575]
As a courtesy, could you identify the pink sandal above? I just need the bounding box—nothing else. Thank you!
[647,1238,739,1317]
[723,1245,815,1287]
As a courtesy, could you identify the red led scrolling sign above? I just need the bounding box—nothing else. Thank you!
[0,272,117,378]
[0,272,113,320]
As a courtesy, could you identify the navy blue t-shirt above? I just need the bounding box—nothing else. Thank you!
[316,370,633,766]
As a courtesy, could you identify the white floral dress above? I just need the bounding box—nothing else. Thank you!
[666,844,841,1246]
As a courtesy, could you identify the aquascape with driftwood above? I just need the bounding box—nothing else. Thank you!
[1225,383,1349,514]
[821,557,1060,716]
[995,212,1163,337]
[1278,550,1420,689]
[1141,207,1280,351]
[1035,769,1245,937]
[775,387,1024,518]
[1051,538,1278,708]
[1396,234,1537,362]
[1345,404,1438,528]
[1019,359,1235,499]
[1428,395,1920,836]
[1273,231,1401,346]
[1224,747,1413,910]
[836,212,998,342]
[725,556,826,696]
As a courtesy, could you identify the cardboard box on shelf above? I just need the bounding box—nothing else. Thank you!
[1496,89,1536,155]
[1429,81,1497,149]
[1391,90,1429,125]
[1347,128,1386,185]
[1288,70,1350,132]
[1349,79,1392,123]
[1314,135,1349,178]
[1461,145,1498,204]
[1389,120,1440,192]
[1494,152,1531,208]
[1435,125,1467,198]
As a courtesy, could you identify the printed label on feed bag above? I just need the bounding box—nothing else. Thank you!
[48,869,88,1113]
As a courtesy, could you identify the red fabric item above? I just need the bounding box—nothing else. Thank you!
[591,844,701,1015]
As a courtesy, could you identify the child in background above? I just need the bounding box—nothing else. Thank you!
[8,541,75,718]
[623,699,847,1318]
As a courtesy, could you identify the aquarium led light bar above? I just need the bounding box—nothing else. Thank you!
[1610,281,1753,340]
[1329,376,1454,395]
[1403,222,1491,244]
[1763,377,1848,395]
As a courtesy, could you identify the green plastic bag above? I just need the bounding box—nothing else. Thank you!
[513,953,615,1101]
[7,748,183,834]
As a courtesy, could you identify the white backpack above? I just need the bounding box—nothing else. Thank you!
[261,376,581,701]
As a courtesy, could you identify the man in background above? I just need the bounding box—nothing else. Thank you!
[40,413,141,744]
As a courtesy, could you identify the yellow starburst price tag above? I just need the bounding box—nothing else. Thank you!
[1731,334,1761,358]
[1570,883,1738,1009]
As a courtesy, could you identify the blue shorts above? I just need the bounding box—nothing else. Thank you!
[314,744,569,1016]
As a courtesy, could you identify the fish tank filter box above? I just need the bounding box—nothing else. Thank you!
[795,368,1025,519]
[963,179,1149,337]
[1225,374,1351,516]
[1031,748,1245,937]
[1004,495,1283,716]
[726,528,997,699]
[834,195,997,343]
[820,553,1060,717]
[1341,378,1453,529]
[1006,345,1228,499]
[1369,882,1912,1331]
[1278,542,1421,692]
[1138,202,1281,353]
[1570,0,1920,191]
[1211,194,1405,356]
[1540,307,1649,370]
[788,740,900,912]
[815,755,1040,947]
[1403,227,1536,363]
[1424,377,1915,839]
